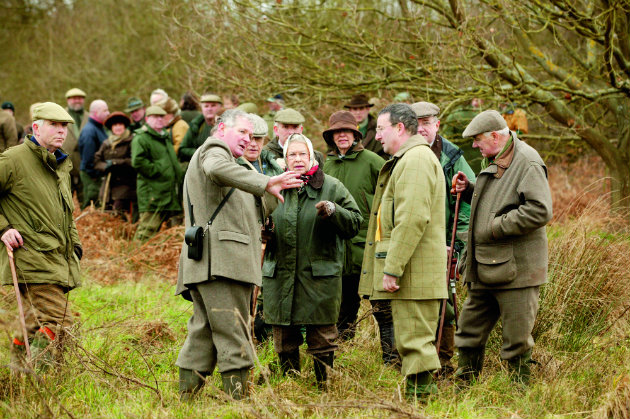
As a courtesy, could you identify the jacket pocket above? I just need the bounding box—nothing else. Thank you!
[475,243,517,285]
[372,240,389,291]
[218,230,251,244]
[311,259,341,278]
[262,259,276,278]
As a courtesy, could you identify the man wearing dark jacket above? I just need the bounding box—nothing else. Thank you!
[78,99,109,208]
[344,94,387,159]
[177,94,222,163]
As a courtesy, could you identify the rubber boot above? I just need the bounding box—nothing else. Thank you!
[437,323,456,377]
[372,300,401,367]
[405,371,438,401]
[454,347,485,384]
[179,368,206,401]
[221,368,250,400]
[313,352,334,390]
[31,327,56,371]
[507,349,532,386]
[278,350,300,376]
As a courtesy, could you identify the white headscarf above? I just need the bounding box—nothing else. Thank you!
[283,133,316,170]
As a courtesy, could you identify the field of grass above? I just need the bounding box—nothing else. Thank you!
[1,157,629,418]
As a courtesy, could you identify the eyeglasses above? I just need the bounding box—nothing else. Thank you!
[286,152,309,160]
[375,124,392,133]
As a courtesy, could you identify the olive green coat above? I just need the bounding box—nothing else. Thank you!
[323,143,385,274]
[177,114,212,162]
[131,125,183,213]
[263,169,362,325]
[0,139,81,288]
[359,135,447,301]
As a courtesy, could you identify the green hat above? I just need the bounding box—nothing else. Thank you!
[65,88,86,98]
[200,94,223,104]
[462,110,508,138]
[31,102,75,123]
[125,97,144,113]
[236,102,259,114]
[411,102,440,119]
[394,92,411,102]
[274,108,305,125]
[145,105,167,117]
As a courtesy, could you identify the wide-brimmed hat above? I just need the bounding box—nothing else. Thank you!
[322,111,362,147]
[31,102,75,123]
[462,110,508,138]
[343,94,374,109]
[104,111,131,130]
[125,97,144,113]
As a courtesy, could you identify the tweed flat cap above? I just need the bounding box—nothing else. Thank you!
[249,113,268,137]
[411,102,440,118]
[65,88,86,98]
[32,102,75,123]
[200,94,223,104]
[462,110,508,138]
[274,108,305,124]
[145,105,167,117]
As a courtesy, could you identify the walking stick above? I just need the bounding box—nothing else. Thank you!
[436,173,463,354]
[7,245,31,360]
[101,172,112,211]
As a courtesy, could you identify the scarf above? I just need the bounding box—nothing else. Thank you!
[109,129,130,150]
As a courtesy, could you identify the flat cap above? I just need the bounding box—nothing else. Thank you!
[65,88,86,98]
[32,102,75,123]
[249,113,268,137]
[462,110,508,138]
[411,101,440,118]
[200,94,223,104]
[237,102,259,115]
[125,97,144,113]
[145,105,167,117]
[274,108,304,125]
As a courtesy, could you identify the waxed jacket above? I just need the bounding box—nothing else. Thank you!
[323,142,385,274]
[94,132,136,201]
[263,168,362,325]
[131,125,183,213]
[178,114,212,162]
[359,135,447,300]
[78,117,108,176]
[0,138,81,288]
[460,134,552,290]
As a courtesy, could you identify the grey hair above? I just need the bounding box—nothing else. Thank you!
[217,109,249,128]
[495,127,510,137]
[379,103,418,134]
[32,119,44,129]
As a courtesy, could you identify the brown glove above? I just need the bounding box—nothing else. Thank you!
[315,201,336,218]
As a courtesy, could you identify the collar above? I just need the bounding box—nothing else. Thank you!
[492,134,516,179]
[29,135,68,163]
[392,134,429,158]
[430,135,442,161]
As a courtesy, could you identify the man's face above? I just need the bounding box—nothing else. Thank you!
[221,116,253,158]
[33,120,68,153]
[349,106,370,124]
[332,129,354,155]
[130,108,145,122]
[267,101,281,112]
[67,96,85,112]
[202,102,222,122]
[375,113,401,155]
[472,132,501,158]
[91,103,110,124]
[416,116,440,144]
[145,115,165,132]
[274,123,303,146]
[243,136,264,162]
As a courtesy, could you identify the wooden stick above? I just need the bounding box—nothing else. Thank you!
[7,246,31,360]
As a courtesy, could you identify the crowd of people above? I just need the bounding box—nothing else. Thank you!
[0,88,550,403]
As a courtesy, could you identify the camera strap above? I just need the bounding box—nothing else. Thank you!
[185,178,235,227]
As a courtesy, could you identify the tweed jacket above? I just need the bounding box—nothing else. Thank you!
[359,134,447,300]
[175,138,275,301]
[460,134,552,290]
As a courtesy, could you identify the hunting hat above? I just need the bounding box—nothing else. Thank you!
[124,97,144,113]
[200,94,223,104]
[145,105,167,117]
[322,110,362,146]
[249,114,268,137]
[65,88,86,98]
[31,102,75,123]
[104,111,131,130]
[237,102,259,115]
[344,94,373,109]
[411,101,440,119]
[1,102,15,112]
[274,108,305,125]
[160,97,180,115]
[462,110,508,138]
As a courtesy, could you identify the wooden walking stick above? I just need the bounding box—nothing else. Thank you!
[101,172,112,211]
[7,245,31,360]
[436,173,464,354]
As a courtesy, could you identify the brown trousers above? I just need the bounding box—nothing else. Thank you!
[14,283,73,341]
[272,324,338,356]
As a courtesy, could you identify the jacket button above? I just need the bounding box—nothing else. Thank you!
[373,212,377,215]
[363,270,367,274]
[368,242,373,245]
[380,183,384,187]
[474,193,477,197]
[492,259,496,263]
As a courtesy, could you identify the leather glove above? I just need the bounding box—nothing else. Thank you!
[315,201,336,218]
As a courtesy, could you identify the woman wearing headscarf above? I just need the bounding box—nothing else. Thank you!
[94,111,137,219]
[263,133,362,389]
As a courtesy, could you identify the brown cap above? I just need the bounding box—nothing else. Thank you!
[322,111,362,146]
[343,94,374,109]
[104,111,131,130]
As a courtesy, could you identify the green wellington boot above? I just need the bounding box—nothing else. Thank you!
[405,371,438,401]
[507,349,533,386]
[221,368,250,400]
[313,352,334,390]
[278,350,300,376]
[179,368,206,401]
[454,347,485,385]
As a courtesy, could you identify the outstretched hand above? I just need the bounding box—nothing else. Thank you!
[266,171,303,203]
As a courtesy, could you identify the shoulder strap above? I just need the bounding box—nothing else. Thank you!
[185,179,235,227]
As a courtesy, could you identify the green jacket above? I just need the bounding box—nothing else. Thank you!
[236,149,284,177]
[323,143,385,275]
[178,114,212,162]
[0,139,81,288]
[359,135,447,301]
[131,125,183,213]
[262,168,362,325]
[437,136,475,253]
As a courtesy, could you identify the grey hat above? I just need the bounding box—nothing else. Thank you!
[462,110,508,138]
[249,114,268,137]
[274,108,305,125]
[411,101,440,118]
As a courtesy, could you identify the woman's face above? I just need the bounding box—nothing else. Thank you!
[286,142,310,175]
[111,123,126,136]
